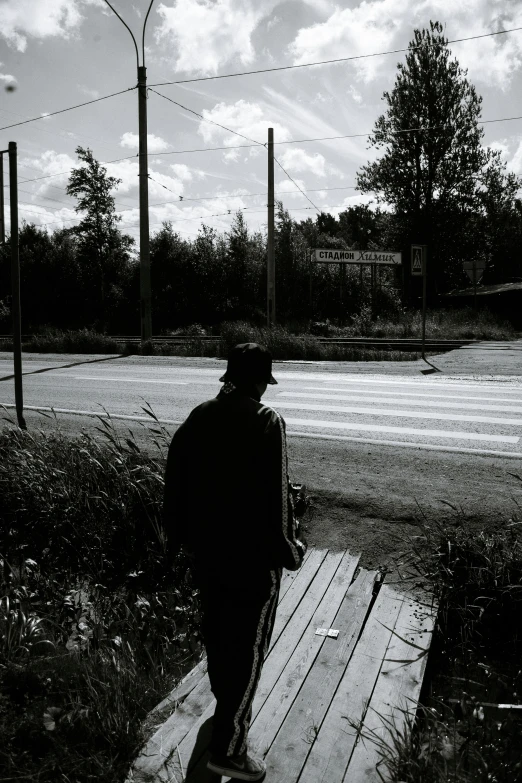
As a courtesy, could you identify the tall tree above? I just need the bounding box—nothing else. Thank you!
[67,147,133,329]
[356,21,519,299]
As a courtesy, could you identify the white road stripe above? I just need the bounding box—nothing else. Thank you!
[68,376,188,384]
[300,386,522,405]
[274,401,522,426]
[4,403,521,455]
[278,391,522,414]
[283,417,518,443]
[286,431,522,459]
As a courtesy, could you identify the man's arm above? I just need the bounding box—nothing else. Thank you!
[262,410,307,571]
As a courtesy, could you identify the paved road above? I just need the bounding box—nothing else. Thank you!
[2,345,522,573]
[2,347,522,459]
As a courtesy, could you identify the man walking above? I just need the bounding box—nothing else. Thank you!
[163,342,307,781]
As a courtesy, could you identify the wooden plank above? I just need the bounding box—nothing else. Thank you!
[133,549,330,782]
[269,548,329,649]
[172,549,342,781]
[260,568,378,783]
[343,589,437,783]
[278,546,312,602]
[139,552,312,737]
[250,550,346,712]
[297,585,405,783]
[129,670,214,781]
[249,550,362,757]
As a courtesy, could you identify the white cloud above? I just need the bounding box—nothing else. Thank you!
[77,84,99,99]
[170,163,193,181]
[508,139,522,175]
[288,0,522,89]
[120,132,170,153]
[0,0,85,52]
[0,70,16,84]
[154,0,276,75]
[198,99,291,150]
[278,148,327,178]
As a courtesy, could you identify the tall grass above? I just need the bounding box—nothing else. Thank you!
[0,411,202,782]
[310,306,516,340]
[362,507,522,783]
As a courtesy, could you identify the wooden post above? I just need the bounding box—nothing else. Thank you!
[267,128,275,326]
[8,142,26,429]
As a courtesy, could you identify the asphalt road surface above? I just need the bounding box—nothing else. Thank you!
[2,343,522,574]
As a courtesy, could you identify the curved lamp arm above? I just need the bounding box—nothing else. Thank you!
[102,0,155,69]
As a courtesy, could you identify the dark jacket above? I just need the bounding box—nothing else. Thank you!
[162,386,307,573]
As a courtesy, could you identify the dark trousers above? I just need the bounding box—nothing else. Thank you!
[193,564,281,757]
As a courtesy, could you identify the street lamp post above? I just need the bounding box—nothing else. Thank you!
[103,1,154,342]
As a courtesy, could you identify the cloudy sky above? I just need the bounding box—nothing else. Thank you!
[1,0,522,245]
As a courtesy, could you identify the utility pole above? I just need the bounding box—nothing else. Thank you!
[138,65,151,340]
[0,154,5,244]
[421,246,428,361]
[8,142,26,429]
[103,0,153,343]
[267,127,275,326]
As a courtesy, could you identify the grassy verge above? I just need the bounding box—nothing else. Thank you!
[0,411,202,783]
[0,308,515,360]
[309,306,516,340]
[361,504,522,782]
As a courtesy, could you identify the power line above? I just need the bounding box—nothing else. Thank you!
[0,87,136,132]
[15,110,522,187]
[149,26,522,87]
[149,88,264,146]
[274,157,321,212]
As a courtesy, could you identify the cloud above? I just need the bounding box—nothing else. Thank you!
[154,0,276,75]
[288,0,522,88]
[170,164,192,181]
[0,70,17,85]
[198,99,291,151]
[278,148,327,178]
[0,0,86,52]
[77,84,99,99]
[120,132,170,153]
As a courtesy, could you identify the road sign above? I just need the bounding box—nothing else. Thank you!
[312,249,402,265]
[411,245,424,276]
[463,261,485,283]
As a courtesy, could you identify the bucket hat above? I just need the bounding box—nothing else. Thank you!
[219,342,278,385]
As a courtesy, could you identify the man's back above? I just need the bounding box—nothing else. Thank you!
[163,386,305,573]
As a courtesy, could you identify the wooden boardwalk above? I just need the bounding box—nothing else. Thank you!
[126,549,437,783]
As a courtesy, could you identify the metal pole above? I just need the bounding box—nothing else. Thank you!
[421,245,427,361]
[473,261,477,310]
[267,127,275,326]
[138,65,152,342]
[8,142,26,429]
[309,249,313,317]
[0,154,5,244]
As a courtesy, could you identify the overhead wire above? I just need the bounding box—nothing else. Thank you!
[0,87,137,132]
[1,25,519,136]
[149,89,264,146]
[148,26,522,87]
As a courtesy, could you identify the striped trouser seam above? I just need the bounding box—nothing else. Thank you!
[226,570,279,757]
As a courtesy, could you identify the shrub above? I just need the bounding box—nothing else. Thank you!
[0,414,202,782]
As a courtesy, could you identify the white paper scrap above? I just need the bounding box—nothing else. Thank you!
[315,628,339,638]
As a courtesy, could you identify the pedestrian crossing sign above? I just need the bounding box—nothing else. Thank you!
[411,245,424,276]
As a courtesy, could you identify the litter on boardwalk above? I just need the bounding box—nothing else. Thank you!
[315,628,340,638]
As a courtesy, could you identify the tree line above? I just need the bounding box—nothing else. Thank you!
[1,21,521,335]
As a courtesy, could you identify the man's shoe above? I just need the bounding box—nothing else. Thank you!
[207,750,266,781]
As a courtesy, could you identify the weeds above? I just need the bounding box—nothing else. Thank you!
[0,412,202,782]
[361,507,522,782]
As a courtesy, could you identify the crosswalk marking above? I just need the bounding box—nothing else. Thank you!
[278,391,522,414]
[274,401,522,427]
[283,418,518,443]
[300,386,522,405]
